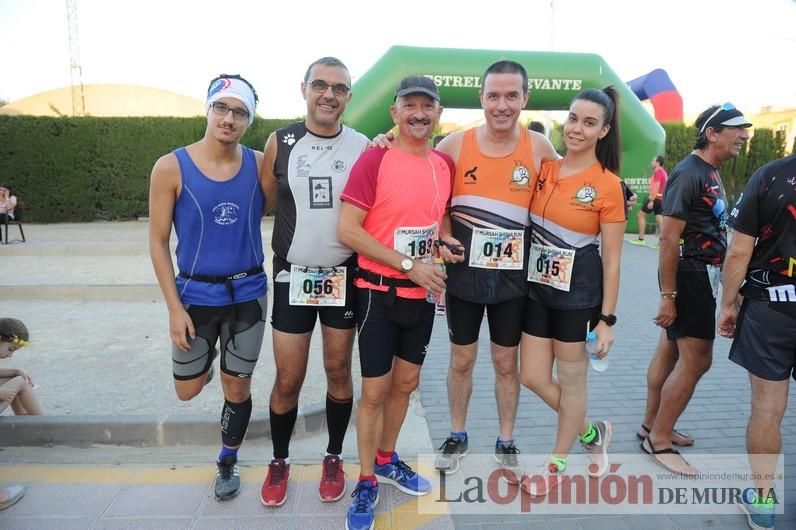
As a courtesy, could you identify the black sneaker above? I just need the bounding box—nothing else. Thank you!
[435,436,469,474]
[215,455,241,500]
[494,439,522,480]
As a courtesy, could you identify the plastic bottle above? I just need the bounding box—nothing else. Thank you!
[427,257,445,304]
[586,330,609,372]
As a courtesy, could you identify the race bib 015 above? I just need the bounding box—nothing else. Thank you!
[527,242,575,291]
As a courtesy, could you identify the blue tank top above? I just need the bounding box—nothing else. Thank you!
[173,146,267,306]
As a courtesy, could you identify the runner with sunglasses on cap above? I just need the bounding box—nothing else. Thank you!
[149,74,267,501]
[639,103,752,475]
[258,57,369,507]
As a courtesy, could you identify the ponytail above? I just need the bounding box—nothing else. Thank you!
[573,86,621,173]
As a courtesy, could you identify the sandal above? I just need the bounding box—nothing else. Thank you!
[640,437,697,477]
[636,424,695,446]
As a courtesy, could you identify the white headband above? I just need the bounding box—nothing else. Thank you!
[206,77,256,125]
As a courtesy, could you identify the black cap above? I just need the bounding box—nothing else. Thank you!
[697,103,752,134]
[394,76,440,102]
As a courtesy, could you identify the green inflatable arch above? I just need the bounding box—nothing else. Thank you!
[346,45,665,219]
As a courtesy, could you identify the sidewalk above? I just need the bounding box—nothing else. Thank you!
[1,223,795,528]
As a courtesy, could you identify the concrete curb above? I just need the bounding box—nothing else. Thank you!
[1,402,329,448]
[5,284,162,300]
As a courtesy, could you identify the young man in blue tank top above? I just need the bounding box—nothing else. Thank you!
[149,74,267,501]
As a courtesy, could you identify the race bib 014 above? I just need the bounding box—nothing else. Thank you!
[468,228,523,270]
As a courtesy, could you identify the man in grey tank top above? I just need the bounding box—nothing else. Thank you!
[258,57,369,507]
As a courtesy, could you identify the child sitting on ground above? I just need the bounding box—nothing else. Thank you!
[0,318,42,416]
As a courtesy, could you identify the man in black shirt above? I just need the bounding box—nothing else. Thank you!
[638,103,752,475]
[717,154,796,529]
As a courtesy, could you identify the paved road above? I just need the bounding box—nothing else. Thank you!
[1,224,794,528]
[419,237,796,529]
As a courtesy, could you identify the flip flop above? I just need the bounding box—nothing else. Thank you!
[636,424,695,447]
[640,437,697,477]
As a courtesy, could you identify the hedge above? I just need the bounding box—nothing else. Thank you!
[0,116,293,222]
[0,115,790,222]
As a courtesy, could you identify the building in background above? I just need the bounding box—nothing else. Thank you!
[0,84,207,117]
[748,106,796,152]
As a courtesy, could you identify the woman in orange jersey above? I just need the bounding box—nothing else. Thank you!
[519,87,627,497]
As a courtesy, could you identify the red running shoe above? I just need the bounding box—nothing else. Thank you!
[319,455,346,502]
[260,458,290,507]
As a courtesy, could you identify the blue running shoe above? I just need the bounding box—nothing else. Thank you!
[374,452,431,496]
[346,481,379,530]
[739,493,775,529]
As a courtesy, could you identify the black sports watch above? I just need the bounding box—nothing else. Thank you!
[599,313,617,326]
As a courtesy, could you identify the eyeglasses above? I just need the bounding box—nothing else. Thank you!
[309,79,350,96]
[699,102,735,134]
[210,101,250,121]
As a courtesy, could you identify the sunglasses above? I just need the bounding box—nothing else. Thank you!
[434,239,465,256]
[309,79,350,96]
[699,102,735,134]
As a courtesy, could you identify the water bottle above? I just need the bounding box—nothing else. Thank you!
[586,330,609,372]
[426,257,445,304]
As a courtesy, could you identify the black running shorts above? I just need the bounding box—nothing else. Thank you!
[641,198,663,215]
[171,296,267,380]
[445,294,526,347]
[522,297,600,342]
[271,278,356,334]
[729,298,796,381]
[356,288,434,378]
[665,263,718,341]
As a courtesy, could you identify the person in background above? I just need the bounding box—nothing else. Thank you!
[0,318,42,416]
[630,156,667,247]
[0,318,39,511]
[639,103,752,475]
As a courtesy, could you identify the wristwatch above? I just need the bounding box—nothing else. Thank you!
[599,313,617,326]
[400,258,414,272]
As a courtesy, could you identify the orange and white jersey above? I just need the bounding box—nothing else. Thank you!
[447,126,538,303]
[530,159,625,249]
[527,159,625,309]
[451,127,536,229]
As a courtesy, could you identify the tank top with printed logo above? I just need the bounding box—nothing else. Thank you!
[446,126,537,303]
[173,146,267,306]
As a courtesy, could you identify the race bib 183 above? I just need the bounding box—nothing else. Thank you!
[394,224,436,264]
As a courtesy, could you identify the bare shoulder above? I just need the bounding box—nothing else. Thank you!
[151,152,180,182]
[437,130,464,159]
[252,148,264,172]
